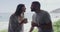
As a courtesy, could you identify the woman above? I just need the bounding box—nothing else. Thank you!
[8,4,27,32]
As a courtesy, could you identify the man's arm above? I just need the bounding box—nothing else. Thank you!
[29,21,36,32]
[44,21,52,29]
[29,26,34,32]
[42,12,53,29]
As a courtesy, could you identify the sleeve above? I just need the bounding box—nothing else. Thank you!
[31,14,34,25]
[32,14,35,22]
[31,14,36,27]
[9,15,18,32]
[32,14,39,27]
[32,14,37,23]
[32,14,34,21]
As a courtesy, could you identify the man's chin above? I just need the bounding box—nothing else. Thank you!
[31,10,35,12]
[31,11,34,12]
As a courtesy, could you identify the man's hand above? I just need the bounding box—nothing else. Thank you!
[31,22,36,26]
[31,22,39,27]
[29,21,36,32]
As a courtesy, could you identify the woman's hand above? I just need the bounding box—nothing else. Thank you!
[22,18,28,24]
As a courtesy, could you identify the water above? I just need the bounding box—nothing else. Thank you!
[0,13,11,21]
[50,13,60,22]
[0,13,33,21]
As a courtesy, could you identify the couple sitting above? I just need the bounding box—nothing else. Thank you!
[8,1,53,32]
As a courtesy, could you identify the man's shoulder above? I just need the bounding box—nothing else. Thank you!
[41,10,49,15]
[41,10,48,13]
[41,10,51,18]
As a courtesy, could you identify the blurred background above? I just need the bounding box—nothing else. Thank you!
[0,0,60,32]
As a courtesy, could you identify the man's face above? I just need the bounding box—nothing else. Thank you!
[31,3,37,12]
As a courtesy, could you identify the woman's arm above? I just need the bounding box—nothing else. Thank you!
[19,18,28,24]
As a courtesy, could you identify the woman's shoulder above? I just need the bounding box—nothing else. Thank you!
[10,14,16,19]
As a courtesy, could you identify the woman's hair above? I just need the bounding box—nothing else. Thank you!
[15,4,25,16]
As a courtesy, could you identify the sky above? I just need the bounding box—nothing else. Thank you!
[0,0,60,13]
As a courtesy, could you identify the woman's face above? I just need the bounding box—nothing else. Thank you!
[22,6,26,12]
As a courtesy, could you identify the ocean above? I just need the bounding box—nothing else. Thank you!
[0,13,60,22]
[0,13,34,21]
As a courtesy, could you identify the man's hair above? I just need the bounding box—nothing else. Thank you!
[32,1,41,8]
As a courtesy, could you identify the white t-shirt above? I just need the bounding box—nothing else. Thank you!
[32,10,51,27]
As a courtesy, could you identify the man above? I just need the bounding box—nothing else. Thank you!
[29,1,53,32]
